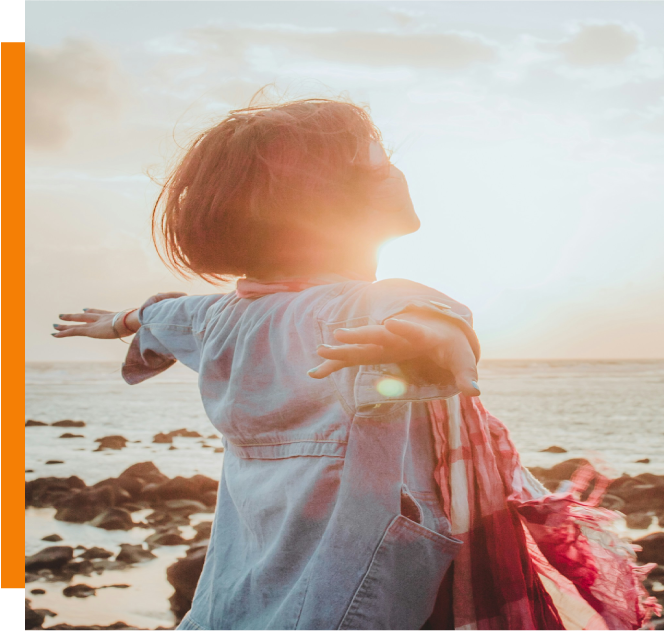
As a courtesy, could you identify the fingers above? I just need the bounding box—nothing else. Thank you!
[52,324,89,337]
[58,312,100,323]
[317,343,387,365]
[434,339,480,397]
[383,318,442,348]
[333,325,405,348]
[81,308,112,314]
[307,359,348,379]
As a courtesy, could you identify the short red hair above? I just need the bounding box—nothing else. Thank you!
[152,97,387,283]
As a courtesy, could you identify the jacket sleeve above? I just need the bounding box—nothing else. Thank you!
[121,293,226,385]
[361,279,480,362]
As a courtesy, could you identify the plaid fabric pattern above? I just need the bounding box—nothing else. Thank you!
[429,395,660,630]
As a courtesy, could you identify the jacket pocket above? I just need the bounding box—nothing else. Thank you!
[338,514,462,630]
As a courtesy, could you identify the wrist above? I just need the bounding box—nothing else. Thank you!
[112,309,140,337]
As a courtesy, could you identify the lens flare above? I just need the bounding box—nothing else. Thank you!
[376,377,407,398]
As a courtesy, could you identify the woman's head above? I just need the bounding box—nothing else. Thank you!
[153,97,418,282]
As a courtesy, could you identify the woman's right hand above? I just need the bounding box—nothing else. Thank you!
[52,309,128,339]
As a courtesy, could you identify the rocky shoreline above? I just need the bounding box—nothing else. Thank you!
[25,429,664,630]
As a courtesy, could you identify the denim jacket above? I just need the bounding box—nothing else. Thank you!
[122,278,479,630]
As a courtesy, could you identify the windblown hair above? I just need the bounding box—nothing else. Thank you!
[152,97,387,283]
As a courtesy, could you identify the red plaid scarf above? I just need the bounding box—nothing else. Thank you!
[429,395,660,630]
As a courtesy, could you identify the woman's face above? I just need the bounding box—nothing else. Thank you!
[366,142,421,239]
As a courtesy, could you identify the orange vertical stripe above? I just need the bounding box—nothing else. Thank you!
[1,41,26,588]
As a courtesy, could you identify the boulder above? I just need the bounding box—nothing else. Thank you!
[25,546,74,571]
[539,446,567,453]
[25,598,45,630]
[167,544,208,621]
[191,520,212,542]
[169,428,202,438]
[547,458,591,481]
[119,461,164,481]
[41,534,63,542]
[79,546,113,560]
[26,476,85,507]
[54,486,116,523]
[634,532,664,565]
[625,512,653,529]
[94,435,128,451]
[162,499,209,516]
[26,420,48,427]
[92,478,135,503]
[115,544,156,564]
[62,584,96,598]
[90,508,134,531]
[153,476,200,501]
[145,528,186,547]
[52,420,86,427]
[30,588,46,595]
[153,432,173,444]
[599,494,625,512]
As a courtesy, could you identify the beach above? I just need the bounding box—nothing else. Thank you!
[25,360,664,629]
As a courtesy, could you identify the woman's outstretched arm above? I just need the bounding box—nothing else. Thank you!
[52,292,186,340]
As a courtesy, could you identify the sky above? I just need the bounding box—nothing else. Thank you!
[25,1,664,362]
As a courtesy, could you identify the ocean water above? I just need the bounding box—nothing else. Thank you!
[25,359,664,629]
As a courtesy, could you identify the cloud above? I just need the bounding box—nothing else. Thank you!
[183,25,498,70]
[26,38,123,149]
[558,23,640,66]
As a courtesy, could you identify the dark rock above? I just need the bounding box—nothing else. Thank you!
[59,433,84,439]
[161,499,209,516]
[623,485,664,514]
[78,546,113,560]
[26,547,74,571]
[636,458,651,464]
[26,476,86,508]
[41,534,63,542]
[54,486,116,523]
[26,572,40,583]
[146,528,186,547]
[90,508,134,530]
[94,435,128,451]
[169,428,202,438]
[153,476,200,501]
[26,420,48,427]
[52,420,86,427]
[45,461,64,465]
[119,461,166,483]
[115,543,156,564]
[63,583,96,598]
[547,458,591,481]
[34,609,57,618]
[31,588,46,595]
[214,447,224,453]
[26,598,45,630]
[634,532,664,565]
[92,478,134,504]
[153,432,173,444]
[190,475,219,494]
[121,502,146,512]
[599,494,625,511]
[99,584,130,589]
[169,445,177,450]
[26,469,35,472]
[192,521,212,542]
[207,434,218,439]
[145,510,190,528]
[625,512,653,529]
[166,544,208,621]
[540,445,567,453]
[201,490,218,506]
[61,559,95,578]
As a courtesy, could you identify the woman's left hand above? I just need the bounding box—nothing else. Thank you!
[53,309,123,339]
[309,313,480,397]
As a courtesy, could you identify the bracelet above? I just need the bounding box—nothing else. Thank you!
[122,308,139,334]
[111,311,130,345]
